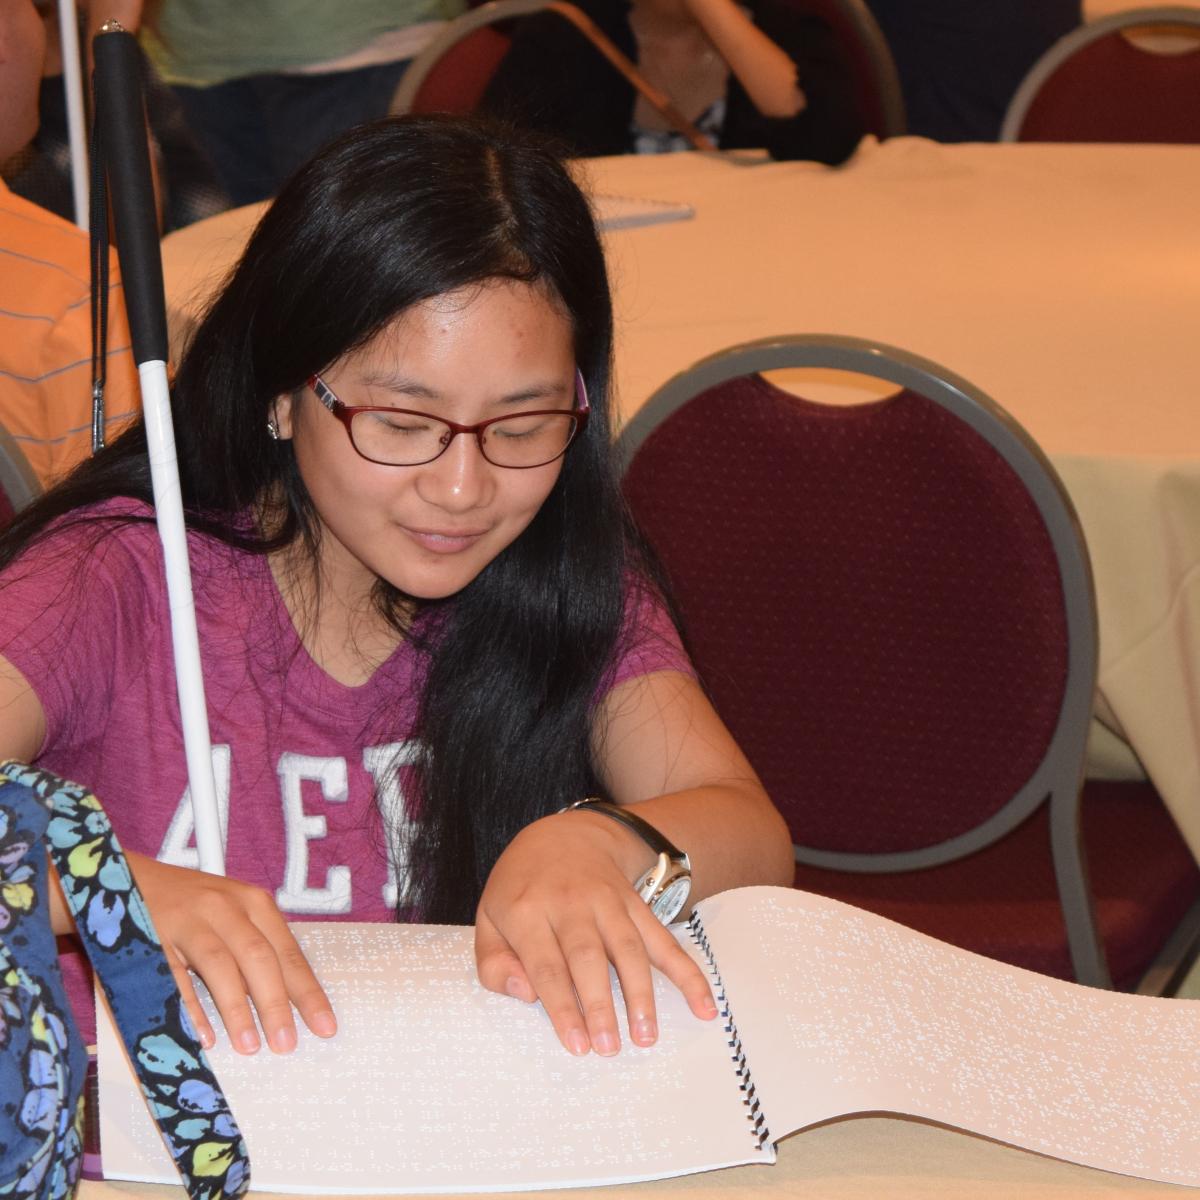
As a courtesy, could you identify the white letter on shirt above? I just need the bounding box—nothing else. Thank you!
[363,741,420,908]
[158,745,232,868]
[275,752,351,914]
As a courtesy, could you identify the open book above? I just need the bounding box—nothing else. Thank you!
[98,886,1200,1193]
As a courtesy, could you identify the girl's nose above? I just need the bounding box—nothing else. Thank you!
[415,431,493,511]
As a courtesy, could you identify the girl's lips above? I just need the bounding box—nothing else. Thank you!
[402,526,488,554]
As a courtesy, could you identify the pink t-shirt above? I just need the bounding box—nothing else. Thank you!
[0,498,693,1039]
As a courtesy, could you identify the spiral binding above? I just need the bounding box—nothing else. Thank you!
[688,913,772,1152]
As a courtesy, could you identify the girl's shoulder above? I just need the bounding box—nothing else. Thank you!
[21,497,250,560]
[604,572,696,693]
[2,497,257,606]
[3,496,156,578]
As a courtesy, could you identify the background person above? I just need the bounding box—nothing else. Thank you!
[4,0,230,234]
[121,0,468,204]
[0,0,139,488]
[482,0,864,162]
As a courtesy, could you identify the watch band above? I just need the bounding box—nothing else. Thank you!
[563,797,688,862]
[561,797,693,925]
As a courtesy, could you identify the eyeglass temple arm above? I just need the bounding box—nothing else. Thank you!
[575,368,591,415]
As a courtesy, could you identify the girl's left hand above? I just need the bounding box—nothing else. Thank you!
[474,809,718,1056]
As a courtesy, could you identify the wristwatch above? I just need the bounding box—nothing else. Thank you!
[563,797,693,924]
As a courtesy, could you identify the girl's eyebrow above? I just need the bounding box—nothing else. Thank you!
[359,372,573,407]
[359,372,440,401]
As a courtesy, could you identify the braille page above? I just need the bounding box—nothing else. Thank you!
[693,886,1200,1187]
[98,922,769,1194]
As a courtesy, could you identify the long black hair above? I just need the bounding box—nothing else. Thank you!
[0,115,638,923]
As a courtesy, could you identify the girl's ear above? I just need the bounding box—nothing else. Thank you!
[272,394,295,439]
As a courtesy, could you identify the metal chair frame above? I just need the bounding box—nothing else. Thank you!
[617,333,1115,986]
[0,424,41,517]
[1000,5,1200,142]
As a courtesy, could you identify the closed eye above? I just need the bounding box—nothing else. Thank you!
[365,411,432,435]
[491,415,556,438]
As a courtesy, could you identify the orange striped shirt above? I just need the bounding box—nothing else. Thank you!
[0,180,141,488]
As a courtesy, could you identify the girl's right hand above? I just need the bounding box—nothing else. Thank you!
[122,850,337,1054]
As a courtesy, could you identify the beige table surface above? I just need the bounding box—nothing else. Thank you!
[1084,0,1200,21]
[160,137,1200,861]
[80,1114,1194,1199]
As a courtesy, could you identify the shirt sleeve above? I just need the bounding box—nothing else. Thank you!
[599,575,697,699]
[0,192,142,489]
[0,509,162,759]
[31,265,141,488]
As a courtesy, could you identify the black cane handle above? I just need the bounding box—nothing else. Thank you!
[92,25,169,366]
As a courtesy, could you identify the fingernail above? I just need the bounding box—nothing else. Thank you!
[237,1029,261,1054]
[504,977,528,1001]
[567,1028,589,1056]
[701,994,719,1017]
[632,1017,657,1045]
[198,1027,215,1049]
[269,1025,297,1054]
[594,1030,619,1056]
[310,1010,337,1037]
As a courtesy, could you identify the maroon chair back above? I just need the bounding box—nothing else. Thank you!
[621,339,1200,990]
[623,374,1067,855]
[406,25,514,114]
[0,424,39,528]
[1006,16,1200,142]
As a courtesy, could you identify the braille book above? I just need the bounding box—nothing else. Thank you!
[97,886,1200,1193]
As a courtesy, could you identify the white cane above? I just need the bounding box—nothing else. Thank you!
[57,0,89,229]
[92,23,225,876]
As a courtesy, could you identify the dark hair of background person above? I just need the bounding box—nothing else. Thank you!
[0,113,640,925]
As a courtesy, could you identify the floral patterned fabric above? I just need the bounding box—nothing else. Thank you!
[0,762,250,1200]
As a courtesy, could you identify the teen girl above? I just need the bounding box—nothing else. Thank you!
[0,115,793,1062]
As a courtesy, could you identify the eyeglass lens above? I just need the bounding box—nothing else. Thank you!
[350,410,579,468]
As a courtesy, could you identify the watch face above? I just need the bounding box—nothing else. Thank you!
[651,875,692,925]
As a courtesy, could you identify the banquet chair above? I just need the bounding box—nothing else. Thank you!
[617,334,1200,994]
[1000,6,1200,142]
[0,422,40,527]
[789,0,906,138]
[389,0,520,116]
[390,0,713,147]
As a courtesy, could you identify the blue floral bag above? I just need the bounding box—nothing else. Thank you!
[0,762,250,1200]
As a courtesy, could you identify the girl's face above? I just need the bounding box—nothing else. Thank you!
[274,279,578,605]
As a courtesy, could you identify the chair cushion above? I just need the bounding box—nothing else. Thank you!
[1020,30,1200,143]
[413,25,514,114]
[624,375,1068,854]
[792,780,1200,988]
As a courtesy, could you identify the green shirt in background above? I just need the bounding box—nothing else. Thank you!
[142,0,466,87]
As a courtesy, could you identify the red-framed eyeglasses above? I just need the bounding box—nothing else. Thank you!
[307,371,590,469]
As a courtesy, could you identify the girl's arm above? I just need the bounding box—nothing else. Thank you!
[475,668,793,1057]
[684,0,806,118]
[0,651,334,1055]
